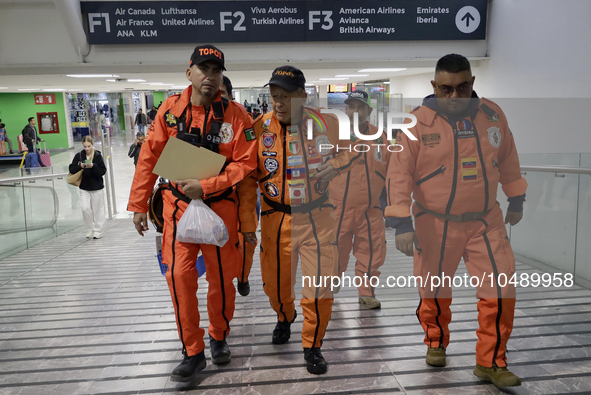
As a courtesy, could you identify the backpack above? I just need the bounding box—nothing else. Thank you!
[148,181,168,233]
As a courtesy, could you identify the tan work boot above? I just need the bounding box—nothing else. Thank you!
[359,296,381,309]
[473,364,521,387]
[425,346,446,367]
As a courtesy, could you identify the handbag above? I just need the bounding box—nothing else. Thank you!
[67,170,83,186]
[67,149,93,187]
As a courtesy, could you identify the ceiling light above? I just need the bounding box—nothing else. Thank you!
[42,88,67,92]
[106,79,117,82]
[141,82,175,86]
[357,68,407,73]
[66,74,120,78]
[170,86,187,89]
[68,89,83,92]
[383,82,391,84]
[319,78,348,81]
[127,79,146,82]
[18,88,39,91]
[335,74,369,77]
[0,87,7,89]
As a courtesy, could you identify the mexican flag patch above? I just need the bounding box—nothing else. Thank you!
[244,127,256,141]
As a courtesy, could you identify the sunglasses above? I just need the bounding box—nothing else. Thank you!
[434,81,472,97]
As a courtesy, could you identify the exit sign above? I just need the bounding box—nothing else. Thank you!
[34,94,57,105]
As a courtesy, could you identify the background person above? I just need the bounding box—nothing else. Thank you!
[134,109,147,135]
[69,136,107,239]
[128,44,257,382]
[385,53,527,388]
[128,132,145,166]
[0,119,14,154]
[22,117,46,166]
[329,90,392,309]
[148,106,158,124]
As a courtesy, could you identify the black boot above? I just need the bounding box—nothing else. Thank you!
[304,347,328,374]
[272,310,297,344]
[209,335,231,364]
[170,351,206,382]
[237,280,250,296]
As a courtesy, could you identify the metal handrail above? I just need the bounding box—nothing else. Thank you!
[521,166,591,175]
[0,172,68,184]
[0,184,59,235]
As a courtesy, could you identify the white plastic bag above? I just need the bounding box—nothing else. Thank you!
[177,199,229,247]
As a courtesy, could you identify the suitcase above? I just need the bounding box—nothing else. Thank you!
[25,152,39,168]
[38,142,51,167]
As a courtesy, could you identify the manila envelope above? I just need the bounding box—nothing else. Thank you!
[152,137,226,181]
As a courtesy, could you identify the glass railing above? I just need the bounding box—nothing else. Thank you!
[0,166,83,259]
[498,153,591,287]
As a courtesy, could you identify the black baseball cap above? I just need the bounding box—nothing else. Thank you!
[190,44,226,70]
[265,66,306,92]
[222,76,233,96]
[345,90,371,106]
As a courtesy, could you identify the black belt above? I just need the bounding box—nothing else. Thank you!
[263,193,329,215]
[169,183,234,206]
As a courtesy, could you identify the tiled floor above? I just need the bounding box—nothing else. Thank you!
[1,135,591,394]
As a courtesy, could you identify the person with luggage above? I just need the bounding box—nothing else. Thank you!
[128,44,257,382]
[22,117,46,166]
[69,136,107,239]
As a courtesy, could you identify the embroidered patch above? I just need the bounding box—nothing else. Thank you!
[264,158,279,173]
[262,132,276,150]
[307,157,322,170]
[262,118,271,131]
[462,169,478,181]
[244,127,255,142]
[220,122,234,144]
[287,125,299,136]
[165,110,177,127]
[288,155,303,167]
[421,133,441,147]
[315,135,331,155]
[262,151,277,157]
[488,114,500,122]
[461,158,477,169]
[287,167,306,180]
[487,127,501,148]
[288,140,300,154]
[288,180,306,201]
[264,182,279,197]
[307,144,318,157]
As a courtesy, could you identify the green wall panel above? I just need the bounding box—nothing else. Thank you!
[0,93,69,150]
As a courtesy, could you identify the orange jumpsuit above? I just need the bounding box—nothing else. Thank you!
[385,96,527,368]
[236,181,258,283]
[329,122,392,297]
[128,86,257,357]
[240,107,360,348]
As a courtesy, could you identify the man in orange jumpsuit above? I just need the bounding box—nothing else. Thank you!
[128,44,257,382]
[330,90,392,309]
[220,75,257,296]
[386,54,526,388]
[239,66,360,374]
